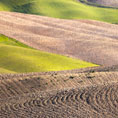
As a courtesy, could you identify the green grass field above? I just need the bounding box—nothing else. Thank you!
[0,0,118,23]
[0,34,97,73]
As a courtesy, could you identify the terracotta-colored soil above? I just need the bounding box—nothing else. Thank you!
[0,12,118,66]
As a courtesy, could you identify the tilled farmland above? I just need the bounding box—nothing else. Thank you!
[87,0,118,8]
[0,67,118,117]
[0,12,118,66]
[0,11,118,117]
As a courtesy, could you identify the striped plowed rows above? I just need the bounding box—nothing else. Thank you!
[0,11,118,117]
[0,71,118,117]
[0,71,118,99]
[0,82,118,117]
[0,12,118,66]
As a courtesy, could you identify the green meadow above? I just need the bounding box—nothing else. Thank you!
[0,0,118,23]
[0,35,97,73]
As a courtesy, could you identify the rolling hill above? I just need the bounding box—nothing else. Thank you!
[0,12,118,67]
[0,1,118,117]
[0,0,118,23]
[0,34,97,73]
[0,67,118,117]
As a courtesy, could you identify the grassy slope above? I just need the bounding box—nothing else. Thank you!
[0,34,32,49]
[0,0,118,23]
[0,35,97,73]
[0,67,15,73]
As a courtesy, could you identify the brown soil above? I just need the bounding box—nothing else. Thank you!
[0,12,118,117]
[0,68,118,117]
[87,0,118,8]
[0,12,118,66]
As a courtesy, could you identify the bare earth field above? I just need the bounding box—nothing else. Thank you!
[0,11,118,117]
[0,67,118,117]
[87,0,118,8]
[0,12,118,66]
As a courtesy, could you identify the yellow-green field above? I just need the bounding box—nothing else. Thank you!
[0,0,118,23]
[0,35,97,73]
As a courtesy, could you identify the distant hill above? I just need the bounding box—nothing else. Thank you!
[87,0,118,8]
[0,0,118,23]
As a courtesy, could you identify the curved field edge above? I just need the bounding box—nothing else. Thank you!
[0,67,16,73]
[0,35,98,73]
[79,0,118,9]
[0,0,118,24]
[0,34,33,49]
